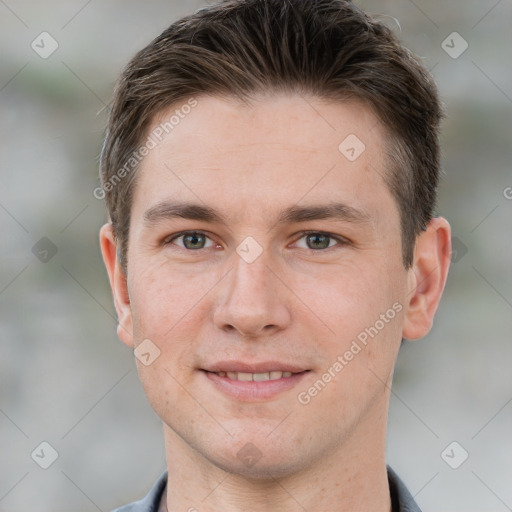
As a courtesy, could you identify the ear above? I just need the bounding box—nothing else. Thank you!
[99,223,134,348]
[402,217,451,341]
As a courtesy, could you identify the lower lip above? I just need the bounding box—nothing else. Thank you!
[202,370,309,402]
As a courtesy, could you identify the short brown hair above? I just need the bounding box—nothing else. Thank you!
[100,0,443,274]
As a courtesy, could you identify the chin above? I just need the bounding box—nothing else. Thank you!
[212,453,303,481]
[198,433,310,481]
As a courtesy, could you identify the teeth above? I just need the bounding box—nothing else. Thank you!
[253,372,270,381]
[216,371,295,381]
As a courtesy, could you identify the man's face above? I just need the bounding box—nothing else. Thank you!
[117,94,411,476]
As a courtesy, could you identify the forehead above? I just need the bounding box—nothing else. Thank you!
[131,93,397,230]
[148,93,384,163]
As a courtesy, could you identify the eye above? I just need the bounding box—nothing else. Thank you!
[165,231,217,250]
[293,231,347,251]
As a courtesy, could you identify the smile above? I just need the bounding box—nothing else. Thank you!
[202,364,310,401]
[213,371,294,381]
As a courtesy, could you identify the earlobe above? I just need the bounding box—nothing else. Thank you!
[99,223,134,348]
[402,217,451,341]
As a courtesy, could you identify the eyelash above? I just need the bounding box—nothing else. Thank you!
[163,230,350,252]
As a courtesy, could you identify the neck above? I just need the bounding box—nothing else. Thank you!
[162,400,392,512]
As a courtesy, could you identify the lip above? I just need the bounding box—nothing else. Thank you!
[204,360,308,373]
[201,361,310,402]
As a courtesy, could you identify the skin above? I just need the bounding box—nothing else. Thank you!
[100,93,451,511]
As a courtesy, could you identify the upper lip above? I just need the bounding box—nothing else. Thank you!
[203,361,308,373]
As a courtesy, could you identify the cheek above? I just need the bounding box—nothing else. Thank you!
[127,262,208,414]
[297,269,404,428]
[297,259,405,389]
[127,260,219,403]
[300,264,397,337]
[128,259,209,339]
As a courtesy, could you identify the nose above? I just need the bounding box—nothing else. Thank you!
[213,248,292,338]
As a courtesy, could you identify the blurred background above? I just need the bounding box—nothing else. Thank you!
[1,0,511,510]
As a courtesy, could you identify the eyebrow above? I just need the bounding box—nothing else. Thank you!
[143,200,372,228]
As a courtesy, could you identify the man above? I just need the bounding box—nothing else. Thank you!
[98,0,451,510]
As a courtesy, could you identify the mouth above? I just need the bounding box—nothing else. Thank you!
[201,362,310,401]
[207,370,297,381]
